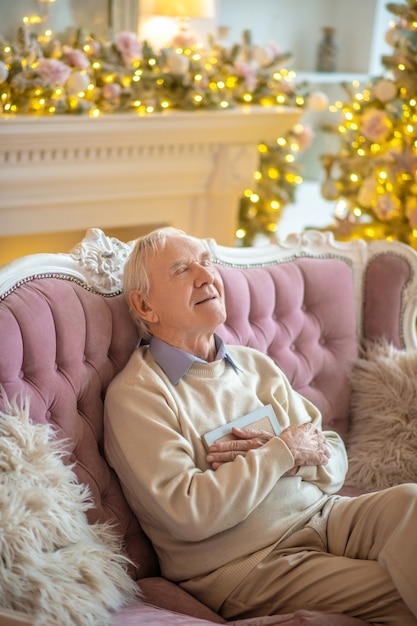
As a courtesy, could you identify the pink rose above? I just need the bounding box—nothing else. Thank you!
[102,82,122,101]
[114,32,142,65]
[292,124,314,152]
[373,193,401,222]
[172,32,198,48]
[361,108,392,143]
[233,60,257,92]
[37,58,72,86]
[63,46,90,70]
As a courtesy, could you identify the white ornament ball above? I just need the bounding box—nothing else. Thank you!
[166,53,189,76]
[0,61,9,84]
[306,91,329,112]
[65,71,90,95]
[373,79,397,102]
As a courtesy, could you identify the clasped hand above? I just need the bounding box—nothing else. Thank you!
[206,422,330,472]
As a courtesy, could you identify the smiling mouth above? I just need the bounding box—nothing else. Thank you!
[196,295,217,305]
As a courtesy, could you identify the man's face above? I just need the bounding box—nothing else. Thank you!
[139,235,226,344]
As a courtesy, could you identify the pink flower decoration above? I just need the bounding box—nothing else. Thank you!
[233,60,257,92]
[102,82,122,101]
[114,32,142,65]
[172,32,198,48]
[373,193,401,222]
[37,58,72,86]
[293,124,314,152]
[63,46,90,70]
[361,108,392,143]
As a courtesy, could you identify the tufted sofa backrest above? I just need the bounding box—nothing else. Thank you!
[216,257,358,438]
[1,229,417,582]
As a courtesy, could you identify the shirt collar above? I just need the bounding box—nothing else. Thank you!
[148,333,240,385]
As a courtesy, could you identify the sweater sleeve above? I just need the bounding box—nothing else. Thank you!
[270,371,348,494]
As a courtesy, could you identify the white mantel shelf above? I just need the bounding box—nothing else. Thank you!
[0,106,301,246]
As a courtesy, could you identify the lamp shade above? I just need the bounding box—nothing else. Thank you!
[149,0,215,18]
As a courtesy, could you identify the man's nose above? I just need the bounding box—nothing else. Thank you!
[193,263,214,285]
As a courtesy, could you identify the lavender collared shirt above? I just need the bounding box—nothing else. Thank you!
[147,334,241,385]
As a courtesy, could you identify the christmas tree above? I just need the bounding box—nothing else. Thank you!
[319,0,417,249]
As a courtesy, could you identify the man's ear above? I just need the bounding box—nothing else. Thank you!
[128,290,159,323]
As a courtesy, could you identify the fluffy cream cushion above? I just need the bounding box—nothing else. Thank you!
[346,341,417,491]
[0,393,140,626]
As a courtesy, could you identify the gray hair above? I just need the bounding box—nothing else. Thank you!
[123,227,187,339]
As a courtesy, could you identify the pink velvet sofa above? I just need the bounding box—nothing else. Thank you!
[1,227,417,625]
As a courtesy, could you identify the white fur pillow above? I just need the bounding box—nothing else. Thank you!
[0,393,140,626]
[346,341,417,491]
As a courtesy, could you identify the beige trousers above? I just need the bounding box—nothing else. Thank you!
[220,484,417,626]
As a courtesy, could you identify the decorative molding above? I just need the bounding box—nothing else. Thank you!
[0,106,301,246]
[69,227,133,293]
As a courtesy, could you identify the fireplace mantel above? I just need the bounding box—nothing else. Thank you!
[0,106,301,246]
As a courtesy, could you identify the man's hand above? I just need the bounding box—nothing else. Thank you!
[206,422,330,472]
[206,427,273,470]
[279,422,330,469]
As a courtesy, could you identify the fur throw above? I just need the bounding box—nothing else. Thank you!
[346,341,417,491]
[0,394,140,626]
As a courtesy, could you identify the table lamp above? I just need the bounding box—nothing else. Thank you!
[148,0,215,32]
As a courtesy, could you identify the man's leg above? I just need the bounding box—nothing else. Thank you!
[220,486,417,625]
[327,484,417,618]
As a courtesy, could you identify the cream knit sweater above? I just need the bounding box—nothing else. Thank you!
[104,345,348,611]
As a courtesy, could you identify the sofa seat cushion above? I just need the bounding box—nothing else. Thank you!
[216,257,358,438]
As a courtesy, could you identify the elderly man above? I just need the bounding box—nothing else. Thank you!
[104,227,417,626]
